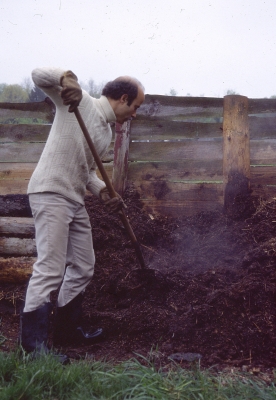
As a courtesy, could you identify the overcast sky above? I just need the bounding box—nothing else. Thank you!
[1,0,276,98]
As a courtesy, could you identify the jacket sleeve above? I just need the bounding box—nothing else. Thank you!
[86,168,106,197]
[32,67,66,106]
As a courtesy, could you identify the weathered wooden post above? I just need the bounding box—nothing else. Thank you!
[223,95,250,216]
[112,120,131,195]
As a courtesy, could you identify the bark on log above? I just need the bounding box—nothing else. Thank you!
[0,195,32,217]
[0,257,34,283]
[0,238,36,257]
[0,217,34,237]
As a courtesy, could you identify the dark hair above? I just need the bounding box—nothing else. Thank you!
[102,78,139,106]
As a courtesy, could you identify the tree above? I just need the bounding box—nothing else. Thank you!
[29,85,46,102]
[0,83,7,96]
[80,79,106,99]
[226,89,239,95]
[21,77,33,97]
[0,84,29,102]
[169,88,177,96]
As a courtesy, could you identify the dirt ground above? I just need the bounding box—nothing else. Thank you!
[1,186,276,373]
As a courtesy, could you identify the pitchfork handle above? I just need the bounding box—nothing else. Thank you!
[74,108,146,269]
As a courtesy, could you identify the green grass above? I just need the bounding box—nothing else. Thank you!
[0,350,275,399]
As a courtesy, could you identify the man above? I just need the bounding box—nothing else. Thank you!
[20,67,145,355]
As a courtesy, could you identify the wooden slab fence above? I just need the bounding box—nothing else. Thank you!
[0,95,276,217]
[1,95,276,281]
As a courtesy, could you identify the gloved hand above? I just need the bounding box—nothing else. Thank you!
[99,187,127,213]
[60,70,82,112]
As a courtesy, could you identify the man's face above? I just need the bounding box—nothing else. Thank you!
[116,86,145,124]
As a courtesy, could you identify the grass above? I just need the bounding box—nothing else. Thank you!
[0,350,275,399]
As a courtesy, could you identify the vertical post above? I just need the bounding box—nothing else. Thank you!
[112,120,131,195]
[223,95,250,215]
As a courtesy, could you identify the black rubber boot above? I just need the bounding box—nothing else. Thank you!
[20,303,69,364]
[20,303,52,354]
[53,293,102,346]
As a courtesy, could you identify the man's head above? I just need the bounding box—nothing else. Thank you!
[102,76,145,124]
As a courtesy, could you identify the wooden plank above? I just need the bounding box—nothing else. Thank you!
[133,180,223,202]
[0,256,34,283]
[0,217,34,237]
[130,120,223,140]
[250,139,276,161]
[0,163,114,195]
[129,139,223,162]
[1,136,275,165]
[137,95,223,120]
[0,142,115,163]
[139,198,223,217]
[137,96,276,115]
[0,237,36,256]
[249,115,276,139]
[0,124,51,142]
[248,98,276,113]
[128,160,223,182]
[0,101,54,122]
[128,160,276,186]
[0,142,46,162]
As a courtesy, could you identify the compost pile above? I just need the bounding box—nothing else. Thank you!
[1,186,276,371]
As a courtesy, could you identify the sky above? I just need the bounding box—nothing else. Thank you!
[1,0,276,98]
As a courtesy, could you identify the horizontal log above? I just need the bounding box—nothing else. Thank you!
[0,256,34,283]
[0,217,34,237]
[0,194,32,216]
[0,237,36,257]
[0,124,51,143]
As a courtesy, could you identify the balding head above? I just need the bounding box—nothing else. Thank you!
[102,76,144,106]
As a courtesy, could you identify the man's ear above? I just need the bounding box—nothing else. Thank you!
[120,94,128,103]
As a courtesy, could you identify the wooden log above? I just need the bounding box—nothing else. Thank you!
[0,256,34,283]
[0,194,32,217]
[0,217,34,237]
[0,238,36,257]
[112,121,130,195]
[223,95,250,214]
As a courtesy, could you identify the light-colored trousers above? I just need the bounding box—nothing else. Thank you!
[24,192,95,312]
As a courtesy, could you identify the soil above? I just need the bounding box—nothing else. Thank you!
[1,186,276,373]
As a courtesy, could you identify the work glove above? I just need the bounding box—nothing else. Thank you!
[99,187,127,213]
[60,70,82,112]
